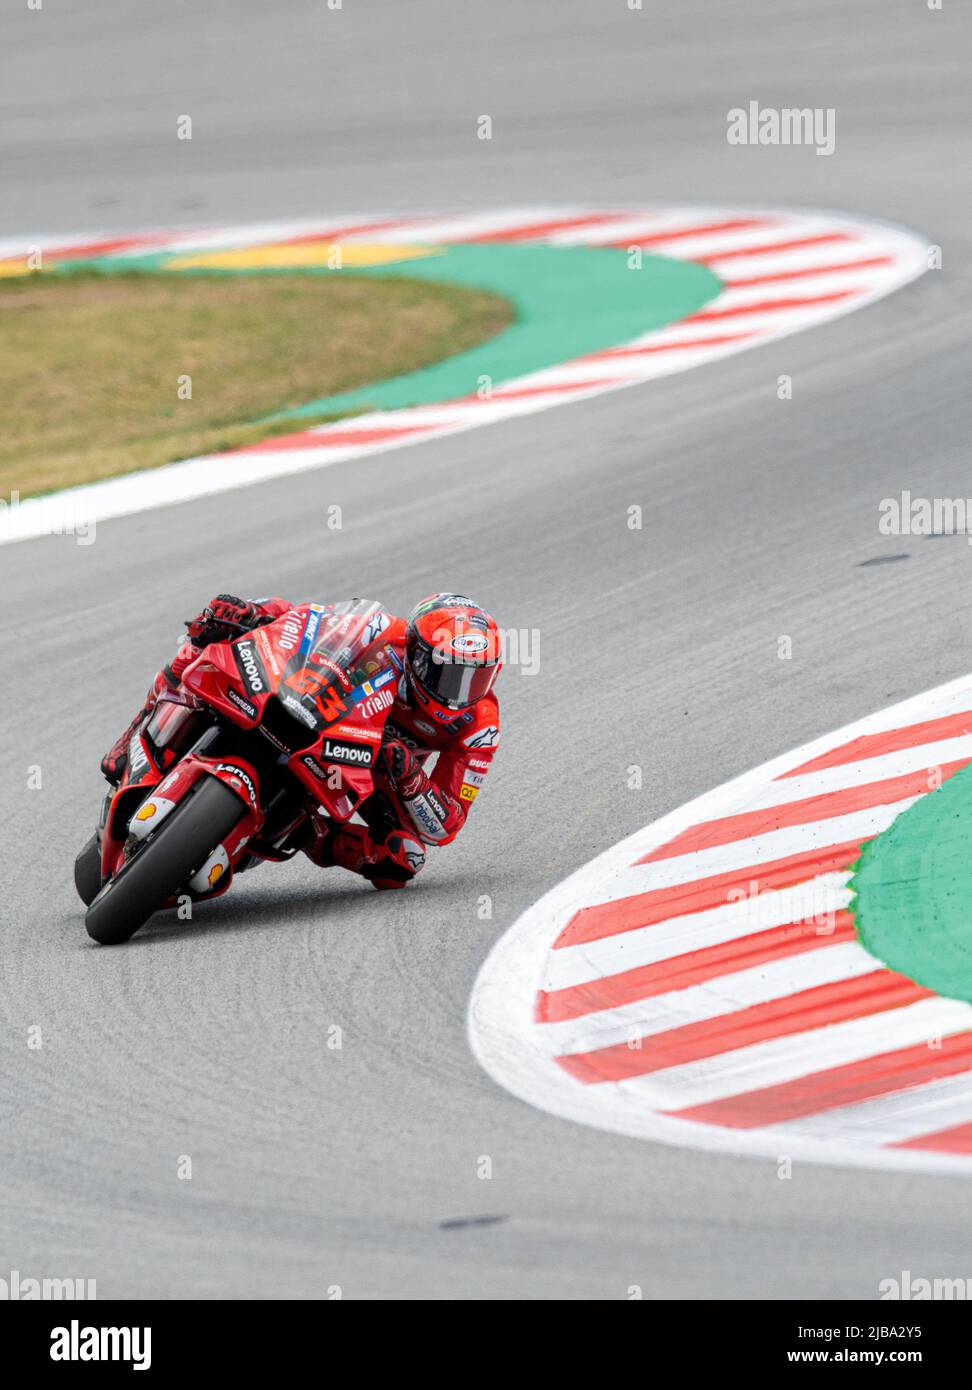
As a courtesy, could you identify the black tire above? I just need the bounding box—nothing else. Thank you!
[85,778,245,945]
[74,834,103,906]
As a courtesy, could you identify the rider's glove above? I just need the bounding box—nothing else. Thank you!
[381,740,428,801]
[185,594,260,647]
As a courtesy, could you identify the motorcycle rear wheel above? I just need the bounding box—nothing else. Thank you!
[85,777,244,945]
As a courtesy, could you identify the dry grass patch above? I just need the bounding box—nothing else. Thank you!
[3,271,512,496]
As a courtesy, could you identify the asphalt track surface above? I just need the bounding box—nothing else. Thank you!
[2,0,971,1299]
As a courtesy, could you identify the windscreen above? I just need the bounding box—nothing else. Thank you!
[272,599,400,733]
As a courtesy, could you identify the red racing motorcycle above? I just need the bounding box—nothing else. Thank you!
[75,599,400,944]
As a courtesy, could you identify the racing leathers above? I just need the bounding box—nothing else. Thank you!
[101,595,500,890]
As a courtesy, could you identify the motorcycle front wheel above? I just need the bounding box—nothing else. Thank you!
[74,834,102,906]
[84,777,244,945]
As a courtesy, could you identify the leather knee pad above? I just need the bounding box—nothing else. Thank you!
[363,833,426,890]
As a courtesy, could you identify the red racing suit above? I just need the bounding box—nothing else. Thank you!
[106,597,500,890]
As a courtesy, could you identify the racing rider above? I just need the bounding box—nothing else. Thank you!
[100,594,501,890]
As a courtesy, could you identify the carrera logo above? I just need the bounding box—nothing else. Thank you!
[226,688,258,720]
[300,753,329,782]
[321,738,375,767]
[235,639,265,694]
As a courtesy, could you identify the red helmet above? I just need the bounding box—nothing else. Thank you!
[405,594,502,722]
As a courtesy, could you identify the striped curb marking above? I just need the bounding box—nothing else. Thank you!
[468,675,972,1173]
[1,204,928,544]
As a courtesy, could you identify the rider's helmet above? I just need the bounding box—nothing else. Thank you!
[404,593,502,723]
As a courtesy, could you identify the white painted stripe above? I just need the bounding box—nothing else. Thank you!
[346,208,570,244]
[573,797,919,912]
[117,220,326,256]
[760,1070,972,1148]
[658,225,856,263]
[544,211,740,246]
[541,873,854,991]
[713,243,898,281]
[715,732,972,815]
[540,943,882,1058]
[631,997,972,1112]
[679,301,873,336]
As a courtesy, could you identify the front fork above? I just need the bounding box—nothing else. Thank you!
[102,735,264,897]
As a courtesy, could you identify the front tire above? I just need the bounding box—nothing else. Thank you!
[85,777,245,945]
[74,834,102,906]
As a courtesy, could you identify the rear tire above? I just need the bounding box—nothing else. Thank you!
[74,834,103,906]
[85,778,245,945]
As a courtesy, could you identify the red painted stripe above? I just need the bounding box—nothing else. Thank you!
[236,424,434,453]
[33,232,176,263]
[638,759,967,866]
[460,378,619,402]
[537,912,856,1024]
[723,255,894,289]
[694,232,852,265]
[892,1117,972,1154]
[269,218,422,247]
[557,841,864,948]
[671,1032,972,1130]
[600,217,772,249]
[683,290,858,323]
[592,332,757,359]
[556,971,929,1084]
[777,708,972,780]
[463,213,625,243]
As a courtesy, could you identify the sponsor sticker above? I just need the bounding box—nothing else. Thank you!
[460,784,479,803]
[463,725,499,750]
[256,628,281,678]
[300,753,329,782]
[358,688,395,720]
[276,609,306,652]
[216,763,258,805]
[451,633,489,655]
[311,652,352,690]
[321,737,375,767]
[127,734,150,776]
[234,638,266,695]
[226,687,258,720]
[282,693,318,727]
[409,796,445,839]
[332,723,382,743]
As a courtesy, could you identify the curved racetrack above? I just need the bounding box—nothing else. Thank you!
[2,0,971,1298]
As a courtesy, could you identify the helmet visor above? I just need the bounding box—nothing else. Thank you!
[410,638,499,709]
